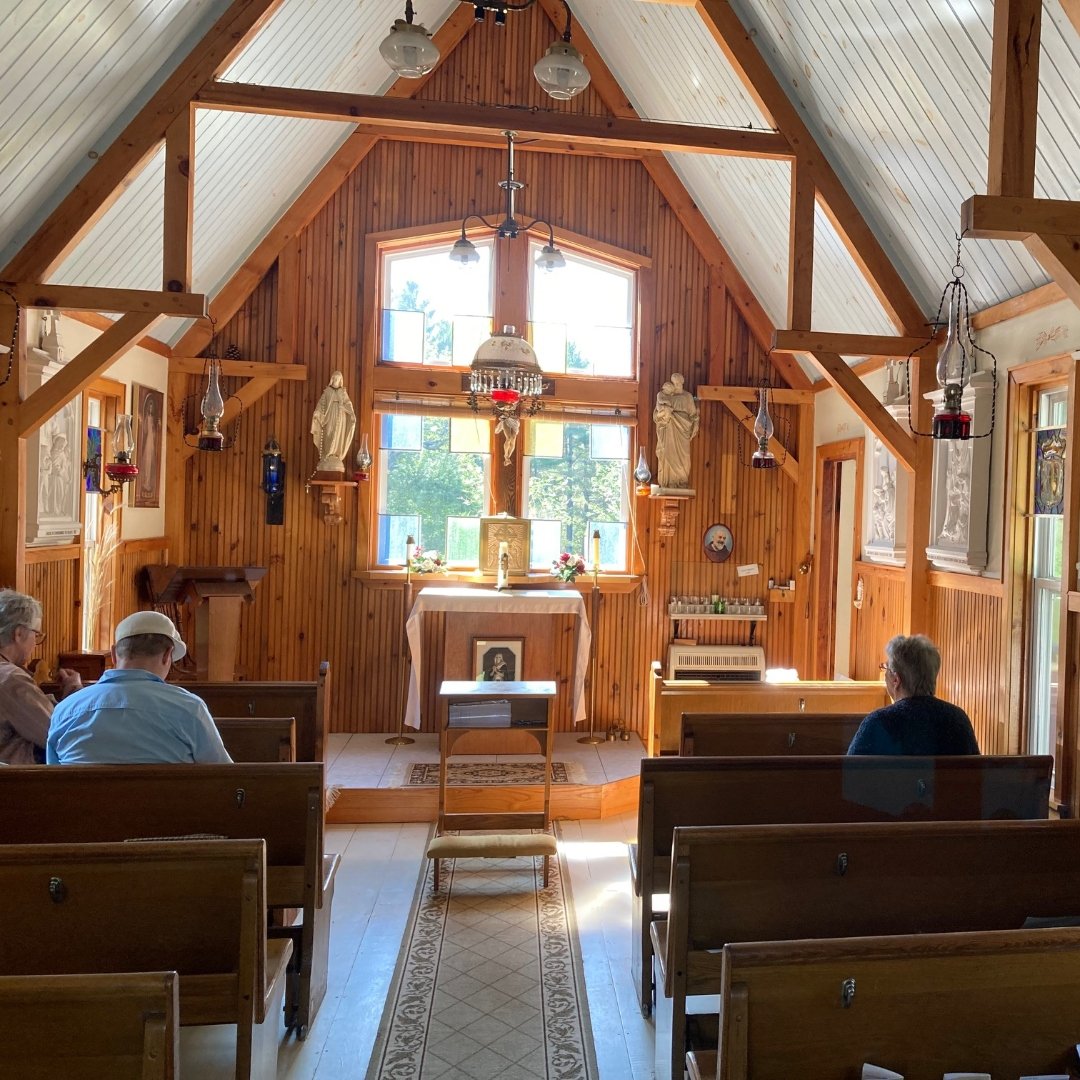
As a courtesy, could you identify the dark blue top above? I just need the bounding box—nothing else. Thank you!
[847,695,980,756]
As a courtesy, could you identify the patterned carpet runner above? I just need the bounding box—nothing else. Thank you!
[405,762,582,786]
[366,838,597,1079]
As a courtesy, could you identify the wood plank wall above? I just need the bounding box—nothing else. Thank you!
[930,581,1004,754]
[851,561,907,681]
[172,7,801,735]
[24,550,80,674]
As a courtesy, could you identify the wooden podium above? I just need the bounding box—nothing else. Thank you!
[145,565,267,681]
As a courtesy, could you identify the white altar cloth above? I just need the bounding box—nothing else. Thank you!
[404,587,591,728]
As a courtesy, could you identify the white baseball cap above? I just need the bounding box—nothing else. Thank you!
[114,610,187,661]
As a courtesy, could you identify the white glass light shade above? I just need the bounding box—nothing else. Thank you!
[534,242,566,271]
[936,285,967,389]
[449,236,480,264]
[200,358,225,421]
[533,42,591,100]
[470,325,544,404]
[379,18,439,78]
[112,413,135,458]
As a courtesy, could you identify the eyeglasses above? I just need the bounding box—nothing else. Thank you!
[878,662,892,675]
[20,625,47,646]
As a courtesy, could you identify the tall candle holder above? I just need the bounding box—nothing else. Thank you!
[579,529,604,745]
[387,534,417,746]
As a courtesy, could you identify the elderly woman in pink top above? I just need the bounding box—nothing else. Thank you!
[0,589,82,764]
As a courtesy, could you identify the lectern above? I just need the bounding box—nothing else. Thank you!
[144,565,267,681]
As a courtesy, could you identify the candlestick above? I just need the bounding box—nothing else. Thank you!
[496,540,509,591]
[405,534,415,585]
[592,529,601,581]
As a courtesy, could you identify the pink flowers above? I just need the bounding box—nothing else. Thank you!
[410,546,448,575]
[551,552,587,582]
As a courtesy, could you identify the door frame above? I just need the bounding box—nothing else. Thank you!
[813,438,864,680]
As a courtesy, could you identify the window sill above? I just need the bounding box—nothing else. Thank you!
[352,569,642,594]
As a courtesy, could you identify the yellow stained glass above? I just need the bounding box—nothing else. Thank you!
[530,420,564,459]
[449,415,489,454]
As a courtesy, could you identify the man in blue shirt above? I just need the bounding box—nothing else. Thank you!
[847,634,979,756]
[47,611,232,765]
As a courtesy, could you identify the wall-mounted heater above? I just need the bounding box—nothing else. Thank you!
[667,644,765,682]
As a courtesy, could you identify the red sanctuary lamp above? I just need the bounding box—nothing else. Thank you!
[467,325,545,418]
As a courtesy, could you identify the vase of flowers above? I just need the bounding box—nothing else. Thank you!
[551,552,586,583]
[410,546,448,575]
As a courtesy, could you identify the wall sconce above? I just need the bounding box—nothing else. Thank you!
[262,436,285,526]
[353,434,372,482]
[85,413,139,496]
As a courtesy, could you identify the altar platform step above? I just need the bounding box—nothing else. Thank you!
[324,732,643,824]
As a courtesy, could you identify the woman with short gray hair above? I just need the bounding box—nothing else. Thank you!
[0,588,82,764]
[847,634,979,756]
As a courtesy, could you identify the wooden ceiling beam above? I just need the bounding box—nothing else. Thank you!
[163,106,195,293]
[174,5,477,357]
[1022,233,1080,312]
[697,385,814,405]
[962,194,1080,239]
[19,313,160,438]
[987,0,1041,198]
[787,157,815,331]
[808,350,916,472]
[0,283,205,317]
[1,0,286,283]
[352,126,643,159]
[61,310,172,357]
[1061,0,1080,39]
[170,358,307,379]
[773,329,930,358]
[196,81,793,159]
[694,0,926,335]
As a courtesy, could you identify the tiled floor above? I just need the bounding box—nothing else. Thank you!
[181,812,654,1079]
[325,732,647,789]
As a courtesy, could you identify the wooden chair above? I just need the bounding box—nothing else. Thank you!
[0,840,290,1080]
[657,818,1080,1080]
[631,753,1052,1018]
[687,927,1080,1079]
[215,716,297,762]
[0,762,338,1039]
[181,659,330,761]
[679,712,863,756]
[0,971,180,1080]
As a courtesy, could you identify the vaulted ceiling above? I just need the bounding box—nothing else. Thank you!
[2,0,1078,362]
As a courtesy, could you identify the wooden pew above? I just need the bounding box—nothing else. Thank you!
[680,712,863,756]
[0,971,180,1080]
[631,754,1052,1019]
[657,818,1080,1080]
[180,659,330,761]
[687,927,1080,1080]
[215,716,297,762]
[0,763,338,1039]
[648,661,887,755]
[0,840,290,1080]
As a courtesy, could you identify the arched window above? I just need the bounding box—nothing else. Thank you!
[364,226,646,576]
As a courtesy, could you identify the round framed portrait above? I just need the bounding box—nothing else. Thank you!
[703,523,733,563]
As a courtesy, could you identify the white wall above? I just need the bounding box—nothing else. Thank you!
[35,314,168,542]
[813,296,1080,579]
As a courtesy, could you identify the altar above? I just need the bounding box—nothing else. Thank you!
[404,587,591,733]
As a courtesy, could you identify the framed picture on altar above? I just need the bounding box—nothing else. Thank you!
[478,515,530,576]
[473,637,524,682]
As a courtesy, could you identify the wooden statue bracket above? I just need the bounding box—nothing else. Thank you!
[308,474,357,526]
[648,488,693,537]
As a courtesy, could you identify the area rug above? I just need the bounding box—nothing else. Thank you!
[404,761,585,786]
[365,826,598,1080]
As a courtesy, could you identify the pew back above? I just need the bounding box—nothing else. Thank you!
[0,840,267,1014]
[0,971,179,1080]
[632,754,1052,1018]
[215,716,297,762]
[680,713,863,757]
[181,660,329,761]
[715,928,1080,1079]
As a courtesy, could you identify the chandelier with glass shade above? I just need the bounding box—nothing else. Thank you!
[380,0,591,100]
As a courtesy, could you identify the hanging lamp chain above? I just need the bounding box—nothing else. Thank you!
[0,287,21,387]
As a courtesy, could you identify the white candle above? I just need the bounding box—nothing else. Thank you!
[497,541,509,590]
[592,530,601,572]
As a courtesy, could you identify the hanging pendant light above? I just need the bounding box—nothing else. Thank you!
[901,238,996,442]
[751,385,778,469]
[533,41,591,100]
[469,325,545,416]
[379,1,440,78]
